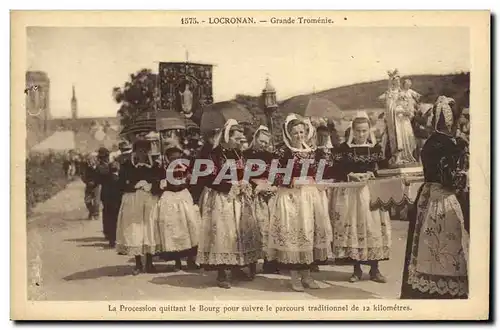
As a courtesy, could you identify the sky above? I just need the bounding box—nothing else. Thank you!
[27,26,469,118]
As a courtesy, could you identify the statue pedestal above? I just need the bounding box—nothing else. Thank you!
[378,163,423,178]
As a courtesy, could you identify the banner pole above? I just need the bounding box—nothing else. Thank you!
[155,66,164,167]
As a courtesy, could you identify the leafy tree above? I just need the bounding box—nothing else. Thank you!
[112,68,159,127]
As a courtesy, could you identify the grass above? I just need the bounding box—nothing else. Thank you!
[26,152,73,214]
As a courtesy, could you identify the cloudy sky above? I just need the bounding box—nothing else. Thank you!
[27,26,469,118]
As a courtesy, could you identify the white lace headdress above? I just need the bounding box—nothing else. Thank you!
[212,118,239,149]
[346,111,377,148]
[282,114,315,152]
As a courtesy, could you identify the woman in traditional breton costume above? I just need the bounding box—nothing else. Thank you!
[116,139,160,275]
[267,114,332,292]
[330,111,391,283]
[316,124,335,194]
[313,124,336,272]
[400,96,469,299]
[151,142,201,271]
[196,119,262,289]
[195,129,220,207]
[244,125,279,274]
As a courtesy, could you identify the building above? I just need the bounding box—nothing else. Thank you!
[26,71,51,148]
[27,79,121,154]
[47,86,121,153]
[71,85,78,120]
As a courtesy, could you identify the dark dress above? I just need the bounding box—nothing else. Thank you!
[400,132,469,299]
[244,149,276,260]
[152,160,199,261]
[196,146,262,270]
[331,142,384,181]
[329,142,391,263]
[115,158,160,256]
[315,147,335,182]
[412,110,434,162]
[266,146,332,269]
[190,143,214,205]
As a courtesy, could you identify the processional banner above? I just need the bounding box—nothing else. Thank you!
[158,62,214,126]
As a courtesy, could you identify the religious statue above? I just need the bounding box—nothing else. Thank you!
[178,82,194,118]
[379,70,420,167]
[401,79,421,114]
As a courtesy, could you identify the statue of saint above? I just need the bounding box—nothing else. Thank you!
[379,71,419,166]
[401,79,421,114]
[178,83,194,117]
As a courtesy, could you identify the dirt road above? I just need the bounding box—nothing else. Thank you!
[27,180,409,301]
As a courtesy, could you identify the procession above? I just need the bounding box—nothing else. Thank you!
[66,62,470,299]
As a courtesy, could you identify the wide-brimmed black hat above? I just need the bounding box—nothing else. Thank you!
[97,147,110,157]
[133,139,151,151]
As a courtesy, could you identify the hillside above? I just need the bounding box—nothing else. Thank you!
[282,72,470,111]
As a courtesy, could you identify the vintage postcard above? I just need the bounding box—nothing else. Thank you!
[11,10,490,320]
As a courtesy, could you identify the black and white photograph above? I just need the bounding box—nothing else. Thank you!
[11,10,490,320]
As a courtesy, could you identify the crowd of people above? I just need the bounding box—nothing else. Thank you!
[77,94,469,299]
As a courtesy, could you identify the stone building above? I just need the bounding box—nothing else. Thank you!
[26,71,51,148]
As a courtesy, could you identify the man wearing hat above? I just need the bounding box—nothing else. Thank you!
[95,148,112,218]
[115,141,133,165]
[81,149,104,220]
[99,153,122,247]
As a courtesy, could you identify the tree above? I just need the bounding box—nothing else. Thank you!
[233,94,261,124]
[112,68,159,127]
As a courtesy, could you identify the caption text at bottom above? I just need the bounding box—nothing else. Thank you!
[109,303,412,314]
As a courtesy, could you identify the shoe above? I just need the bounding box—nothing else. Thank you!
[173,260,182,272]
[349,271,363,283]
[217,270,231,289]
[263,261,279,274]
[300,270,320,289]
[369,270,387,283]
[310,264,320,272]
[108,241,115,248]
[132,267,142,276]
[145,264,157,274]
[217,279,231,289]
[186,260,200,270]
[248,263,257,280]
[231,268,253,281]
[290,270,305,292]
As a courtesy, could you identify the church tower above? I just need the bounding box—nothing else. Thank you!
[71,85,78,119]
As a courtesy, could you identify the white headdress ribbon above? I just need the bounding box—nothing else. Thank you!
[212,119,239,149]
[434,96,455,129]
[249,125,269,149]
[282,113,315,152]
[346,111,377,148]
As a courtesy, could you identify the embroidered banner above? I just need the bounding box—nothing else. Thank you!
[158,62,214,124]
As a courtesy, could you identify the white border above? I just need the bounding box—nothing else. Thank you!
[5,1,497,329]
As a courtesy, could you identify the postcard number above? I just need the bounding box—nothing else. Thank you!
[181,18,199,25]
